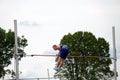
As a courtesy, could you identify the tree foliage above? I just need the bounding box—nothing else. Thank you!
[0,27,28,78]
[55,31,114,80]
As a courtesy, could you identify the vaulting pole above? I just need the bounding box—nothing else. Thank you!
[112,26,117,80]
[14,20,19,80]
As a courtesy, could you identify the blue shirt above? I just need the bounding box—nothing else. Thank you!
[60,45,69,59]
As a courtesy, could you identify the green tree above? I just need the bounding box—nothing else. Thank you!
[0,27,28,78]
[55,31,114,80]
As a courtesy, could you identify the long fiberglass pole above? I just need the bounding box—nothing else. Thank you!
[112,26,117,80]
[14,20,19,80]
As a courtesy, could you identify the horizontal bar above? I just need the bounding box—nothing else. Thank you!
[26,54,114,59]
[4,77,56,80]
[26,54,57,57]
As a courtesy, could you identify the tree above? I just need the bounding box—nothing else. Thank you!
[55,31,114,80]
[0,27,28,78]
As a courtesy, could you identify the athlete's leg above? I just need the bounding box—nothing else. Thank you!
[58,58,65,68]
[54,57,61,72]
[56,57,61,67]
[54,57,65,72]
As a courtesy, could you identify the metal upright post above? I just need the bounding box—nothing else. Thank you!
[47,68,50,80]
[112,26,117,80]
[14,20,19,80]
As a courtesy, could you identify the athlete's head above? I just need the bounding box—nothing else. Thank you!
[53,44,61,51]
[52,45,58,50]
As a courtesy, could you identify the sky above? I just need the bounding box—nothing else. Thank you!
[0,0,120,79]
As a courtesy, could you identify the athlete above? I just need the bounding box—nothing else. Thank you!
[52,44,69,72]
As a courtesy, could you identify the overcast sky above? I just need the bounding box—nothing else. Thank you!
[0,0,120,79]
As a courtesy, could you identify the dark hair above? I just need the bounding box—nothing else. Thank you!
[52,45,57,47]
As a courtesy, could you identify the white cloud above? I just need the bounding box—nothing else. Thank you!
[18,21,40,27]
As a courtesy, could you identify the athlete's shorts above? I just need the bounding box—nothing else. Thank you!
[60,48,69,59]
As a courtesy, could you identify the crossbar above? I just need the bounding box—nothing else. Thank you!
[26,54,113,59]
